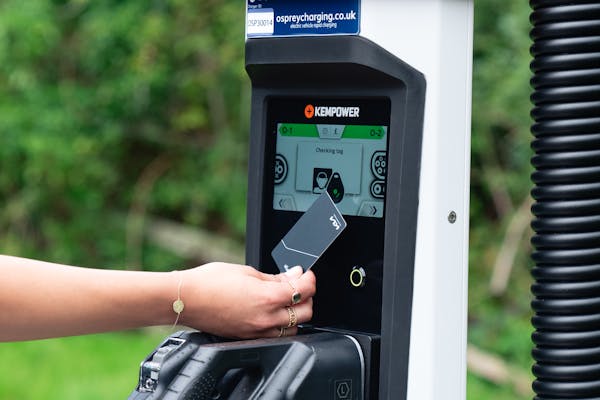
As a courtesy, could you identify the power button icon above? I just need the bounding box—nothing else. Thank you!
[335,379,352,399]
[349,266,366,288]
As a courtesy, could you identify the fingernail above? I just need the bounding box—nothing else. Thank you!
[285,266,303,276]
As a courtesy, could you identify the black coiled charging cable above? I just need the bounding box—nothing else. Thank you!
[530,1,600,398]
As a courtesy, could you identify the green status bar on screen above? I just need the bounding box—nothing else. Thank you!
[278,123,386,140]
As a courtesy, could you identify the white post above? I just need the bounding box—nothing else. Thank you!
[361,2,473,399]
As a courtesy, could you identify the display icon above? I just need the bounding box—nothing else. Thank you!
[358,201,383,218]
[274,194,296,211]
[371,151,387,180]
[370,180,385,199]
[312,168,332,194]
[274,154,288,184]
[327,172,345,203]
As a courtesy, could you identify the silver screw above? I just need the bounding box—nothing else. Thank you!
[448,211,457,224]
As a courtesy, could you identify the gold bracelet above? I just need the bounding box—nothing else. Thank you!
[171,271,185,329]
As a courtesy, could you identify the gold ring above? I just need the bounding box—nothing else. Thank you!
[288,280,302,305]
[285,306,297,328]
[278,326,286,337]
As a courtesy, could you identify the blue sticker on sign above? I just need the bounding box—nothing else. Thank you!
[247,0,360,38]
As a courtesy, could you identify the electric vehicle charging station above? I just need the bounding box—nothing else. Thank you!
[129,1,473,399]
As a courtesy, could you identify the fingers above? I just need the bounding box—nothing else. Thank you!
[236,264,317,340]
[259,301,310,339]
[283,269,316,304]
[260,278,315,312]
[245,267,316,307]
[282,265,303,279]
[279,299,313,326]
[256,269,315,340]
[245,301,311,339]
[242,264,305,285]
[248,299,312,340]
[244,264,316,295]
[274,301,311,336]
[253,265,302,283]
[262,326,299,339]
[252,269,285,282]
[296,269,316,298]
[206,262,279,282]
[237,265,316,306]
[238,325,298,340]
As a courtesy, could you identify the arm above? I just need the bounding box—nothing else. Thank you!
[0,255,315,341]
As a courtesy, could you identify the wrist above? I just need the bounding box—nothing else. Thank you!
[171,270,185,327]
[136,270,184,328]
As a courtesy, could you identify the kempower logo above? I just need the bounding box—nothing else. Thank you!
[304,104,315,119]
[305,104,360,119]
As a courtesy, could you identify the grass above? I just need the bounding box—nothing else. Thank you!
[0,330,168,400]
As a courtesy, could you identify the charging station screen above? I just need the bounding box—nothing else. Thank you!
[270,98,390,218]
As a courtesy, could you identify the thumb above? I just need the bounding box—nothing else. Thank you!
[285,265,304,278]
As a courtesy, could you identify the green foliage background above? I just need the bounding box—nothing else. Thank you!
[0,0,534,398]
[0,0,249,267]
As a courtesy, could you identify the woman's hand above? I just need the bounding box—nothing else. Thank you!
[0,255,315,341]
[179,263,316,339]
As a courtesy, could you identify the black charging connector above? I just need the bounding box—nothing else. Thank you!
[129,330,372,400]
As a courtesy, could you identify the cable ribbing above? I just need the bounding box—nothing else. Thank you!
[530,1,600,398]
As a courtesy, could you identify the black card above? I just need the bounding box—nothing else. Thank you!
[272,191,347,272]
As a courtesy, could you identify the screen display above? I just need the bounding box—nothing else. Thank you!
[271,99,389,218]
[264,98,390,333]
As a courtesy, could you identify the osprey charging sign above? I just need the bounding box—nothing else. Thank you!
[247,0,360,38]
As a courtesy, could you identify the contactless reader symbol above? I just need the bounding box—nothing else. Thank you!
[274,154,288,185]
[312,168,332,194]
[371,151,387,180]
[327,172,345,204]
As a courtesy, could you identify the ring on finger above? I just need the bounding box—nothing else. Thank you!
[288,280,302,305]
[285,306,297,328]
[278,326,287,337]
